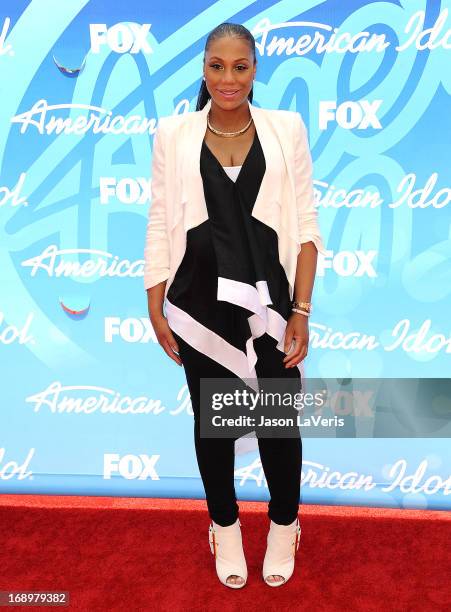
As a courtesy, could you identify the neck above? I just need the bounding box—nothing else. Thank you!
[208,98,251,131]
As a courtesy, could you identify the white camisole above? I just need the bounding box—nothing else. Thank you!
[222,165,242,182]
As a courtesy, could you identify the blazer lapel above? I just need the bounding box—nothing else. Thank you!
[180,97,285,233]
[180,101,209,232]
[249,101,285,225]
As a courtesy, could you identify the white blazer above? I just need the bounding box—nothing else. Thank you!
[144,97,326,300]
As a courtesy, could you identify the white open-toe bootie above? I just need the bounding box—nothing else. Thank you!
[208,518,248,589]
[262,517,301,587]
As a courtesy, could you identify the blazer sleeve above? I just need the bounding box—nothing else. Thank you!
[292,111,327,255]
[143,120,171,290]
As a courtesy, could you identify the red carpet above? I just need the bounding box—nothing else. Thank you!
[0,495,450,611]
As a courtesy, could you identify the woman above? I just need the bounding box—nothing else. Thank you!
[144,23,325,589]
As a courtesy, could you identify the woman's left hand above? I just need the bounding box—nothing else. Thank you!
[283,313,309,367]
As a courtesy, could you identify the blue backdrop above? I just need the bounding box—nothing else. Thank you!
[0,0,450,510]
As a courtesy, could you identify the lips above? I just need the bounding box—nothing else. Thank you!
[218,89,239,97]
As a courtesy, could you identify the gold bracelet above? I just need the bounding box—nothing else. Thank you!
[292,301,312,313]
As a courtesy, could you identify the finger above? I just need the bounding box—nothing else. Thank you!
[285,348,308,368]
[161,338,183,365]
[166,331,179,354]
[284,348,303,367]
[284,344,308,367]
[283,337,303,361]
[284,329,295,354]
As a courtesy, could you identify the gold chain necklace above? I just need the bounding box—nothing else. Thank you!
[207,111,253,138]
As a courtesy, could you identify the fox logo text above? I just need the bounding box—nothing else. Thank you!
[105,317,157,343]
[319,100,382,130]
[317,251,377,277]
[99,177,151,204]
[90,24,153,54]
[103,453,160,480]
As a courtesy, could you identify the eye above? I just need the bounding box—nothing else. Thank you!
[209,63,249,70]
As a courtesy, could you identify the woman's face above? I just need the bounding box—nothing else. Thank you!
[203,36,256,110]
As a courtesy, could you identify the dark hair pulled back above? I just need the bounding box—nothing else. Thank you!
[195,22,256,111]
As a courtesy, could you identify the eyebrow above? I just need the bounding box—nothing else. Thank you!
[209,57,250,62]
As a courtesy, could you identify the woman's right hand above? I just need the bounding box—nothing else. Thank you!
[151,315,183,366]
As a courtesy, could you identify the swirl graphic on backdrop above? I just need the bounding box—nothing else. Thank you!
[0,0,450,507]
[1,0,450,379]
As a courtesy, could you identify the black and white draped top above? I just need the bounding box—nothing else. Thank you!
[164,129,303,382]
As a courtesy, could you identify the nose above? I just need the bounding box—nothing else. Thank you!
[219,67,238,85]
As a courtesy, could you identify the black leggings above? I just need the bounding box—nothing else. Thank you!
[173,331,302,527]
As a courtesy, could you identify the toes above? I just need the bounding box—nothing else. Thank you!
[267,574,285,583]
[226,575,244,585]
